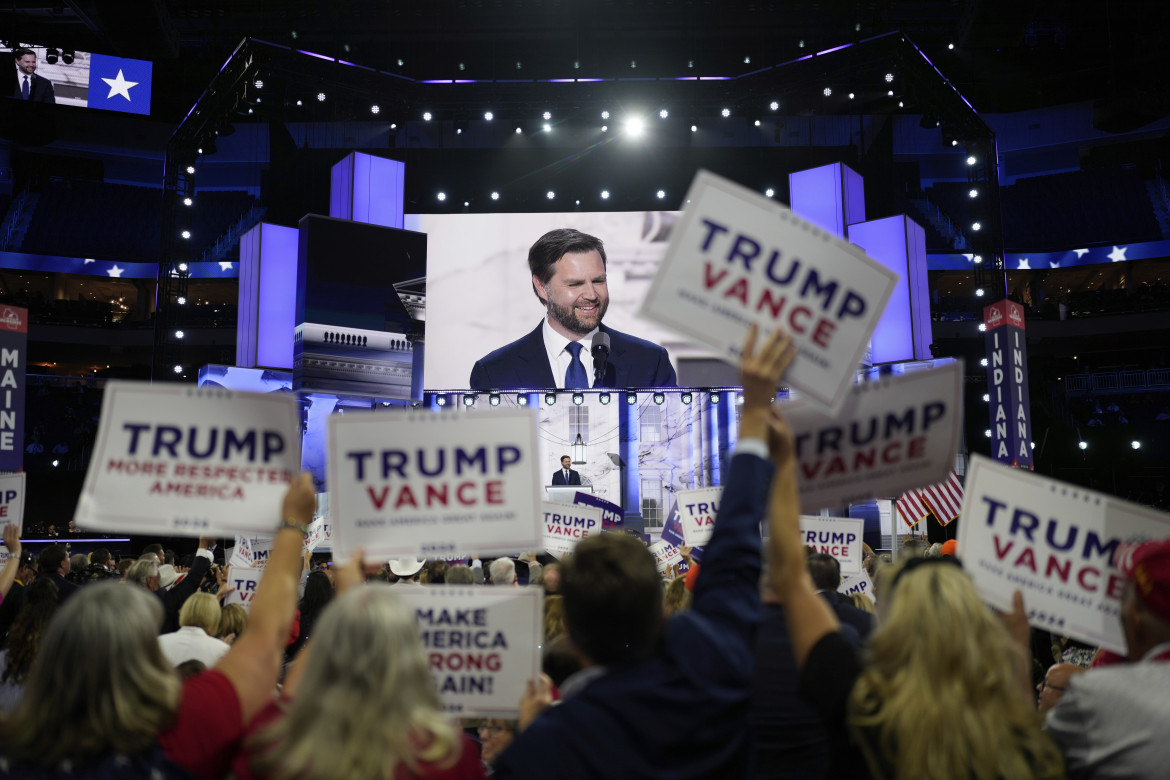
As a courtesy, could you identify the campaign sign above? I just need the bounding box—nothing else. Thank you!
[957,454,1170,652]
[75,383,301,536]
[838,569,874,603]
[0,306,27,472]
[641,170,898,413]
[661,501,704,563]
[304,517,328,553]
[677,487,721,548]
[400,586,542,718]
[799,515,865,575]
[983,300,1033,469]
[328,409,541,560]
[0,472,25,562]
[648,539,684,576]
[785,362,963,513]
[222,567,265,612]
[571,492,624,530]
[230,534,275,568]
[541,501,602,558]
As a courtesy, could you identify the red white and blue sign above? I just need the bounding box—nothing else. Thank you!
[0,307,27,473]
[983,300,1033,469]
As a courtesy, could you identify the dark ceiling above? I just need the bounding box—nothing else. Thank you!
[4,0,1170,125]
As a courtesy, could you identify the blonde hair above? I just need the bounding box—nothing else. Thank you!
[663,575,692,616]
[848,562,1063,780]
[247,585,461,780]
[543,594,566,643]
[0,583,181,765]
[178,592,221,635]
[217,603,248,641]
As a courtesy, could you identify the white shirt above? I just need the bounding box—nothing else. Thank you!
[158,626,230,669]
[542,318,599,389]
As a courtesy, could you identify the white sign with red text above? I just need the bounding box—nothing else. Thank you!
[641,169,898,413]
[649,539,684,576]
[838,569,875,603]
[399,586,542,718]
[676,486,721,548]
[541,502,603,558]
[958,454,1170,653]
[785,362,963,513]
[328,409,542,561]
[222,566,265,613]
[799,515,865,576]
[75,382,301,536]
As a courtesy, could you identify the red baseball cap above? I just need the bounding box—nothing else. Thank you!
[1116,538,1170,623]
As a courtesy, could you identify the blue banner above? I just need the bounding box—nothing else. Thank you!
[0,306,27,472]
[87,53,152,116]
[983,300,1033,469]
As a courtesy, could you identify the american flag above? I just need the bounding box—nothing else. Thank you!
[898,470,965,527]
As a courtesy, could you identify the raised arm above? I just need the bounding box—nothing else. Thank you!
[215,472,315,722]
[0,524,22,600]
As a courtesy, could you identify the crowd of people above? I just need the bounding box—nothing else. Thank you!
[0,327,1166,778]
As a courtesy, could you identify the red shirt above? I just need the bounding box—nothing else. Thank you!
[158,670,245,780]
[232,699,486,780]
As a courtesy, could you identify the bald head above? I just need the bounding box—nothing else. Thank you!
[1037,663,1086,714]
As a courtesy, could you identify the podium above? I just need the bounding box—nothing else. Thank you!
[546,485,594,504]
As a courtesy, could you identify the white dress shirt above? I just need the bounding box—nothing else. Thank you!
[158,626,230,669]
[542,318,599,389]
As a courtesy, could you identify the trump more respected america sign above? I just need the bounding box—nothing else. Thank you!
[642,169,898,414]
[958,454,1170,653]
[75,383,301,536]
[327,408,542,561]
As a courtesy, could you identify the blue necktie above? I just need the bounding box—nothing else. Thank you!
[565,342,589,389]
[22,77,29,100]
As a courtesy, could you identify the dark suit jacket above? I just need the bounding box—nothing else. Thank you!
[551,468,581,486]
[469,322,677,390]
[818,590,875,641]
[11,72,55,103]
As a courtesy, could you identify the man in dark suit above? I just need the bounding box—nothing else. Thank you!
[807,552,874,640]
[551,455,581,486]
[469,228,677,390]
[11,48,56,103]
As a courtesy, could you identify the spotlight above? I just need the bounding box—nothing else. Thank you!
[545,393,557,406]
[177,262,188,272]
[626,117,644,136]
[888,90,894,97]
[254,79,264,89]
[765,188,774,198]
[183,197,193,206]
[980,358,989,367]
[463,394,475,407]
[572,393,584,406]
[823,87,832,97]
[598,392,611,405]
[972,222,982,231]
[296,100,303,106]
[601,190,610,199]
[173,365,183,375]
[542,123,551,132]
[769,101,779,111]
[985,429,992,438]
[491,192,499,200]
[515,127,522,134]
[517,394,528,406]
[948,43,955,50]
[656,190,665,199]
[177,296,187,305]
[489,394,501,406]
[736,394,745,405]
[601,125,608,132]
[542,111,552,120]
[45,48,59,65]
[975,287,985,297]
[848,92,855,99]
[978,323,986,331]
[653,392,665,405]
[317,92,326,102]
[982,394,990,402]
[1078,440,1088,450]
[370,104,380,115]
[969,188,978,198]
[710,392,721,405]
[885,72,894,82]
[437,192,446,201]
[691,125,697,132]
[436,395,447,406]
[1132,440,1141,450]
[974,255,983,264]
[744,56,751,64]
[754,120,760,126]
[966,155,977,166]
[175,330,185,339]
[52,459,59,467]
[659,109,668,119]
[721,108,730,117]
[484,111,493,120]
[186,165,196,174]
[423,111,432,121]
[680,392,693,405]
[398,59,405,66]
[62,50,74,65]
[625,392,638,405]
[181,230,191,239]
[546,191,555,200]
[601,110,610,119]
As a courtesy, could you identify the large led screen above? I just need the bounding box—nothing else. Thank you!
[7,45,152,115]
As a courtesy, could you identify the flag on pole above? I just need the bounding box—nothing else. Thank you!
[916,470,965,526]
[896,493,928,529]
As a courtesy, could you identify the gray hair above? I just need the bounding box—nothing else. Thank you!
[489,558,516,586]
[125,558,159,588]
[445,564,474,585]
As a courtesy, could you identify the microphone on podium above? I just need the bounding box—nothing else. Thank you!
[591,332,611,385]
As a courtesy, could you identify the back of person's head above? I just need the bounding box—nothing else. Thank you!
[663,575,693,616]
[898,537,925,560]
[1,582,181,766]
[178,592,221,635]
[246,586,460,780]
[445,564,474,585]
[543,594,566,643]
[2,576,60,685]
[217,603,248,641]
[117,558,134,579]
[69,553,88,572]
[425,560,449,584]
[542,634,585,688]
[489,557,516,586]
[926,542,943,558]
[141,543,164,562]
[562,533,662,666]
[90,548,112,567]
[125,557,159,589]
[299,570,335,615]
[38,544,68,576]
[807,553,842,591]
[850,560,1063,780]
[175,659,207,681]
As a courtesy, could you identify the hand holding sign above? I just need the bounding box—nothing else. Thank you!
[738,324,797,456]
[0,524,21,599]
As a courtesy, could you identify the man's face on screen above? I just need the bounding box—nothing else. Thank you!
[535,249,609,338]
[16,54,37,76]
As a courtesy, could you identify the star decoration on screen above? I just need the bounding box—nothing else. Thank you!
[83,258,95,264]
[1107,246,1128,263]
[1017,258,1031,269]
[219,261,234,271]
[1049,261,1061,268]
[102,69,139,101]
[106,265,124,278]
[1073,248,1090,258]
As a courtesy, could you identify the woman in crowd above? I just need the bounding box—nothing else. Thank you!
[0,577,58,713]
[217,602,248,644]
[285,569,333,663]
[159,592,231,668]
[662,575,692,616]
[235,558,485,780]
[478,719,517,775]
[0,473,316,779]
[542,594,565,643]
[765,414,1063,780]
